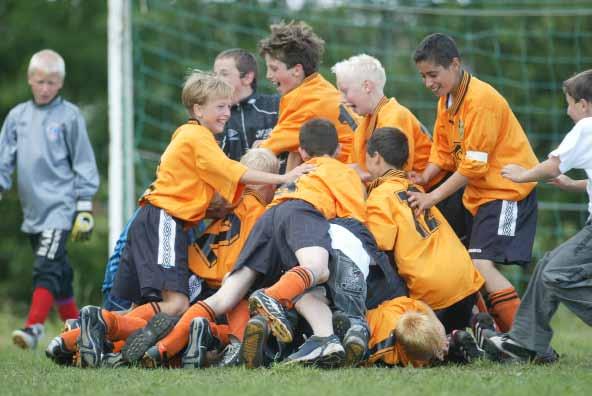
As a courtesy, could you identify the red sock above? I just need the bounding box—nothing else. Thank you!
[55,297,79,321]
[264,267,313,309]
[488,287,521,333]
[25,287,54,327]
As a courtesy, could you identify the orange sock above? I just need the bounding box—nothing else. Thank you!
[475,292,488,313]
[111,340,125,353]
[61,328,80,352]
[158,301,215,358]
[102,310,147,341]
[210,324,230,346]
[264,267,313,308]
[488,287,520,332]
[126,302,160,321]
[226,299,250,342]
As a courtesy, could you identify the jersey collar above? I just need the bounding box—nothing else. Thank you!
[447,70,471,116]
[367,169,407,193]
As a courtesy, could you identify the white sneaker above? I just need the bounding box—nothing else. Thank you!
[12,324,45,349]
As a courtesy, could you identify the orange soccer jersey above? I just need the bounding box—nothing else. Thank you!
[350,96,432,175]
[260,73,357,162]
[188,190,267,289]
[142,120,247,224]
[366,297,430,367]
[366,170,484,310]
[429,72,538,215]
[269,156,366,223]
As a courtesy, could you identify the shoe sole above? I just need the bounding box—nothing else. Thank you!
[122,313,177,363]
[249,296,292,343]
[79,307,106,368]
[12,333,31,350]
[332,312,351,343]
[182,319,210,369]
[344,336,365,367]
[141,351,160,369]
[241,319,267,368]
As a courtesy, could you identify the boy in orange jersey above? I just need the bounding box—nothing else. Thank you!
[44,150,280,368]
[366,296,482,367]
[365,128,484,334]
[257,21,357,169]
[140,118,366,368]
[331,54,433,180]
[408,33,539,332]
[77,71,310,368]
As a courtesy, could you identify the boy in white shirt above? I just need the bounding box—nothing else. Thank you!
[483,69,592,363]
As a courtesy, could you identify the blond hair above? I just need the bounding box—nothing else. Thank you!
[28,49,66,79]
[240,148,280,174]
[395,309,447,362]
[181,70,233,116]
[331,54,386,90]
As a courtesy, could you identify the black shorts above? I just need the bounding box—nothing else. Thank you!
[232,200,332,289]
[111,204,190,305]
[29,229,74,299]
[432,174,472,247]
[468,189,537,266]
[434,292,477,334]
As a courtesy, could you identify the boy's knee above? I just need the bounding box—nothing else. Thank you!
[306,263,330,284]
[159,292,189,316]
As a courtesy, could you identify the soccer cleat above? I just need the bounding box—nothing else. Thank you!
[121,312,178,363]
[481,332,536,363]
[447,330,484,364]
[332,311,368,367]
[12,324,44,350]
[240,315,270,368]
[248,289,293,343]
[142,345,166,369]
[282,335,345,368]
[101,352,128,368]
[533,347,560,365]
[182,317,216,369]
[218,342,243,368]
[45,336,74,365]
[79,306,107,368]
[470,312,496,349]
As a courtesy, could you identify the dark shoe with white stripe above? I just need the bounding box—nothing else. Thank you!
[79,306,107,368]
[283,335,345,368]
[182,317,216,368]
[45,336,74,366]
[218,342,243,367]
[248,290,293,343]
[12,324,44,350]
[470,312,496,349]
[447,330,483,364]
[122,312,178,363]
[481,332,536,363]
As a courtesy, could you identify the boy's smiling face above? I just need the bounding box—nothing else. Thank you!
[337,76,372,116]
[194,96,231,134]
[264,55,303,96]
[415,58,461,98]
[28,70,63,105]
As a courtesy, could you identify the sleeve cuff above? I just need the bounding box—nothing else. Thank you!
[76,200,93,212]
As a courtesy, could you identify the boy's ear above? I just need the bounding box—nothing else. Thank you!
[448,57,461,72]
[192,104,202,118]
[291,64,305,79]
[241,70,256,87]
[298,146,310,161]
[332,143,341,158]
[363,79,374,94]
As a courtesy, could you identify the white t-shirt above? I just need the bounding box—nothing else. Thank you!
[548,117,592,216]
[328,223,371,279]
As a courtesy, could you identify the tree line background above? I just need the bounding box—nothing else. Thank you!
[1,0,590,314]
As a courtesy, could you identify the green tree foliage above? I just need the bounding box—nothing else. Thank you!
[0,0,109,310]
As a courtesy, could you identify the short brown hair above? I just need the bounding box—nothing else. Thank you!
[258,20,325,77]
[299,118,338,157]
[181,70,233,116]
[563,69,592,103]
[215,48,259,90]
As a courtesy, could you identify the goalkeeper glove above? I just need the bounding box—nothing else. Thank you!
[72,200,94,241]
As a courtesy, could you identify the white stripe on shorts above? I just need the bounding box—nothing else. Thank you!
[157,209,176,268]
[498,200,517,237]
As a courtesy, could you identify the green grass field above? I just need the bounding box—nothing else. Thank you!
[0,308,590,396]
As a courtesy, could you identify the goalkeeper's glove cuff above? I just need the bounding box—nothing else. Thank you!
[76,200,93,212]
